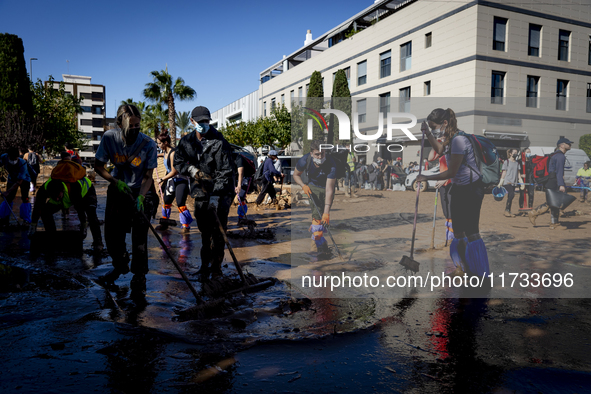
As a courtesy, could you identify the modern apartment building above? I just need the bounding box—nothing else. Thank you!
[47,74,106,161]
[256,0,591,161]
[210,90,259,130]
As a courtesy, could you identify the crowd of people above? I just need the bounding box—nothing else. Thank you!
[1,102,589,290]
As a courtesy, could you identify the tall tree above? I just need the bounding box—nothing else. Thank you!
[305,70,325,152]
[330,69,352,145]
[142,104,167,139]
[0,33,33,115]
[176,110,192,136]
[142,67,195,146]
[272,104,292,151]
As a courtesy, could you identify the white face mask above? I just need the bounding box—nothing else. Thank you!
[313,157,326,165]
[8,159,18,165]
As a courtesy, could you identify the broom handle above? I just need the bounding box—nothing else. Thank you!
[430,188,438,249]
[211,207,248,284]
[410,129,427,260]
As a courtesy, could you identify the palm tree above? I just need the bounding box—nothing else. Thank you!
[176,111,192,137]
[142,67,196,146]
[142,104,168,139]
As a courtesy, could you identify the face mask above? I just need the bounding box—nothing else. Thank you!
[124,127,140,145]
[196,123,210,134]
[313,157,326,165]
[526,153,531,158]
[273,159,277,163]
[431,128,442,138]
[512,154,518,159]
[8,158,18,165]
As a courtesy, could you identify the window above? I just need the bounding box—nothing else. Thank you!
[305,84,309,96]
[92,118,103,128]
[357,99,366,123]
[526,76,539,108]
[298,87,303,105]
[80,119,92,126]
[558,30,570,61]
[263,101,266,117]
[80,92,92,100]
[344,67,351,89]
[587,83,591,113]
[491,71,505,104]
[290,90,294,106]
[91,92,104,101]
[281,94,285,106]
[399,87,411,112]
[556,79,568,110]
[228,113,242,123]
[493,17,507,51]
[379,92,390,117]
[588,35,591,65]
[528,24,541,56]
[92,105,103,115]
[400,41,412,71]
[357,61,367,86]
[271,98,276,111]
[380,50,391,79]
[424,81,431,96]
[81,106,92,113]
[425,32,432,48]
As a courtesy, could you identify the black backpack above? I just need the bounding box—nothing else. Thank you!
[27,152,39,168]
[254,157,268,182]
[328,152,348,179]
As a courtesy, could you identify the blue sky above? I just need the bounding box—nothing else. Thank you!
[1,0,367,118]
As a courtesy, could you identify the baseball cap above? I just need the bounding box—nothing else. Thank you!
[191,106,212,122]
[268,150,278,156]
[557,137,574,145]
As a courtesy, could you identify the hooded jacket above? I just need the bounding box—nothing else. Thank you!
[173,126,235,198]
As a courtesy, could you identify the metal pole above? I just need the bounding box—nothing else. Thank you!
[29,58,37,81]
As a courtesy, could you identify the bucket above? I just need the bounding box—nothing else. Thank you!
[545,188,576,210]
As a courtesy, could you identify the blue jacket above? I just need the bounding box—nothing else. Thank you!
[549,151,566,187]
[263,157,281,182]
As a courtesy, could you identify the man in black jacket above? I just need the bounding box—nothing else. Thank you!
[528,137,572,229]
[174,106,235,279]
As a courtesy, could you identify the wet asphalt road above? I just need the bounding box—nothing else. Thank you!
[1,181,591,393]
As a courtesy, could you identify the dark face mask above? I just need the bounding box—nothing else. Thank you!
[123,127,140,145]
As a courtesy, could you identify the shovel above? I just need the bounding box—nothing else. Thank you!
[399,124,427,273]
[308,192,345,261]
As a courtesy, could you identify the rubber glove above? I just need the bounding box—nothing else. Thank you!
[421,121,429,135]
[136,195,145,213]
[321,213,330,226]
[115,179,131,194]
[209,196,220,211]
[302,185,312,197]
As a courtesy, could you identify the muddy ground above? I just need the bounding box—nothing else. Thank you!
[1,177,591,393]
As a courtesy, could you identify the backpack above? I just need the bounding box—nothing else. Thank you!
[51,160,87,183]
[239,153,256,178]
[328,151,349,179]
[454,131,501,186]
[254,157,267,182]
[531,152,558,185]
[27,152,39,169]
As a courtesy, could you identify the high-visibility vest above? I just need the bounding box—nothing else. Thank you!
[346,152,356,171]
[44,177,91,209]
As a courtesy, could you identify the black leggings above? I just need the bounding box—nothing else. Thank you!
[255,180,276,204]
[161,179,189,207]
[440,183,452,220]
[505,184,516,211]
[519,184,535,208]
[450,181,485,237]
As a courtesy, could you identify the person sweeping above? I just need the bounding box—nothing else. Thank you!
[293,140,337,257]
[416,108,489,277]
[0,147,32,226]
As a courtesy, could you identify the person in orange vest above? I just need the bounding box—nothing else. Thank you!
[29,176,103,251]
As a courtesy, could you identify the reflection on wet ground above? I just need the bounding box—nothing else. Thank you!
[1,182,591,392]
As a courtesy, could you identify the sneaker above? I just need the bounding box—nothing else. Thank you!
[504,210,515,218]
[549,223,567,230]
[181,226,190,234]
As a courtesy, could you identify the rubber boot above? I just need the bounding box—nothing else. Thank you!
[464,234,490,276]
[179,206,193,233]
[449,237,467,276]
[19,202,32,224]
[97,268,123,287]
[528,204,549,226]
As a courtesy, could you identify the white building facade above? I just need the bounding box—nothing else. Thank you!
[256,0,591,161]
[47,74,106,160]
